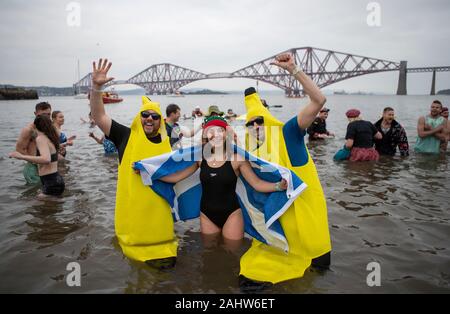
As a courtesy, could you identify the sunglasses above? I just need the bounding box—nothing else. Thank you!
[245,117,264,128]
[140,111,161,120]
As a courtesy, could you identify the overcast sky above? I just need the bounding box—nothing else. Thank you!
[1,0,449,94]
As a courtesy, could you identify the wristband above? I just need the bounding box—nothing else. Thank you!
[275,181,283,191]
[291,65,301,76]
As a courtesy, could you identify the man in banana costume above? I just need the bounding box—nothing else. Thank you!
[240,53,332,287]
[89,59,177,269]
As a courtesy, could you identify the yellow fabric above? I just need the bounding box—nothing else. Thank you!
[240,91,332,284]
[115,96,178,262]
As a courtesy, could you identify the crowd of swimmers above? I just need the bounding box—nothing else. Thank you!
[7,104,121,198]
[6,52,450,291]
[308,100,449,161]
[11,96,448,200]
[8,103,73,197]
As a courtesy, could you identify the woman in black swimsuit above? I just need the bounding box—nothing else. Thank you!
[158,116,287,240]
[10,115,65,197]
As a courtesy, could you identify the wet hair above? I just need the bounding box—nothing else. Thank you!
[432,100,442,108]
[34,115,60,151]
[51,110,62,120]
[35,102,51,112]
[166,104,180,117]
[383,107,394,113]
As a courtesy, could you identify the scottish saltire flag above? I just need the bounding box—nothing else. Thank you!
[134,145,307,252]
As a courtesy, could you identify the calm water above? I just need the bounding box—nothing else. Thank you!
[0,94,449,293]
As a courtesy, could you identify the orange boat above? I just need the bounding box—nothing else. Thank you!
[102,91,123,104]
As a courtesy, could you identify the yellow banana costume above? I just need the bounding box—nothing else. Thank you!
[115,97,178,262]
[240,88,331,284]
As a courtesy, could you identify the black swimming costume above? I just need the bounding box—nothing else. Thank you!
[200,159,241,228]
[40,172,65,196]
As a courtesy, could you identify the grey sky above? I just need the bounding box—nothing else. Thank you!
[1,0,449,94]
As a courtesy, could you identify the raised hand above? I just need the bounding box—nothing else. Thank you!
[270,53,296,73]
[66,135,76,146]
[92,58,114,89]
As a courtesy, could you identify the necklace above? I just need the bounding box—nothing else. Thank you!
[210,155,221,166]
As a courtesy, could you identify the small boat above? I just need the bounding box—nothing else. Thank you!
[74,60,89,99]
[168,91,185,97]
[102,91,123,104]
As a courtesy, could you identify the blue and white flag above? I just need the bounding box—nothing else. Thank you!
[134,145,307,252]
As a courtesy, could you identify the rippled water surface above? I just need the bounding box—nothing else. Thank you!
[0,94,449,293]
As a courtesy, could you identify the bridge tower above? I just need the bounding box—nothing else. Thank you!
[430,70,436,95]
[396,61,408,95]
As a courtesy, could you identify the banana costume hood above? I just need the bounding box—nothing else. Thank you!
[115,96,177,262]
[240,88,331,284]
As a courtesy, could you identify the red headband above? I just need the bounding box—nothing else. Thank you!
[203,119,228,129]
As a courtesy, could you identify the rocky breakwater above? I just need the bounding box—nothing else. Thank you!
[0,86,38,100]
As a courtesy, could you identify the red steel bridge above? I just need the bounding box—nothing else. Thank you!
[73,47,450,96]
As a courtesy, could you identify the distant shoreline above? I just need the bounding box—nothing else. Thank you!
[2,84,449,97]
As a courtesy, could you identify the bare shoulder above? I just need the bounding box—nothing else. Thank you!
[35,134,49,150]
[35,134,47,144]
[444,120,450,129]
[21,123,34,135]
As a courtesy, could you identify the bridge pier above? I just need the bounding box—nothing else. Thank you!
[396,61,408,95]
[430,70,436,95]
